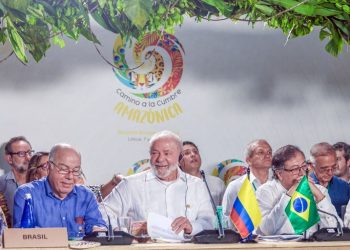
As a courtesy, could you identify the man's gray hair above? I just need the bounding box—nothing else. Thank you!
[244,139,270,159]
[49,143,81,162]
[149,130,182,151]
[310,142,335,164]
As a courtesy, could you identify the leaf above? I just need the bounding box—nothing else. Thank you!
[5,16,28,63]
[319,28,330,41]
[325,26,342,56]
[27,5,46,19]
[88,2,121,34]
[17,21,50,62]
[27,15,37,25]
[97,0,107,9]
[270,0,316,16]
[124,0,152,30]
[0,28,7,44]
[314,7,342,16]
[80,28,100,44]
[343,5,350,14]
[201,0,233,16]
[333,19,350,37]
[255,4,274,15]
[2,0,29,13]
[325,37,341,56]
[52,35,65,48]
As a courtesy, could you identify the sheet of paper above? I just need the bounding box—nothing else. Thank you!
[147,212,185,242]
[258,234,302,241]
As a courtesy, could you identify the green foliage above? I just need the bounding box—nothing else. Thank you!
[0,0,349,63]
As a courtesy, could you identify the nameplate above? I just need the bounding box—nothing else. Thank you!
[3,228,68,248]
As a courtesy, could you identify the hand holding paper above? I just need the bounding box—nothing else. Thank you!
[147,212,186,242]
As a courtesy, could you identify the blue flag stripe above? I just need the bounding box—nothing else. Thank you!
[233,198,255,233]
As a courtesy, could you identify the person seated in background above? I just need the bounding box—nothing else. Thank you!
[0,136,33,220]
[101,130,214,236]
[179,141,225,206]
[0,192,11,227]
[99,174,124,199]
[222,139,272,227]
[309,142,350,218]
[26,152,49,182]
[13,143,106,239]
[256,145,339,236]
[333,142,350,183]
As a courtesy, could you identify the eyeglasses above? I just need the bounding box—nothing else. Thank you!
[283,163,308,175]
[254,150,272,158]
[49,161,81,177]
[9,150,34,157]
[37,162,49,170]
[318,165,337,174]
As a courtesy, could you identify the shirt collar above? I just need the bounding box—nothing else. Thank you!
[5,171,16,181]
[44,177,77,199]
[310,172,333,184]
[276,179,288,192]
[248,168,273,187]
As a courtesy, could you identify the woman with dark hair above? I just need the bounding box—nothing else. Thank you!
[27,152,49,182]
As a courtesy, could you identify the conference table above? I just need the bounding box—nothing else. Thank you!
[106,241,350,250]
[6,241,350,250]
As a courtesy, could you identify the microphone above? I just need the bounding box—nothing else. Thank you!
[311,208,350,241]
[200,170,224,238]
[83,190,134,245]
[192,170,240,244]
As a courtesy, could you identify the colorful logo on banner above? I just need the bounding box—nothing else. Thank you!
[113,32,185,124]
[126,159,151,176]
[212,159,247,186]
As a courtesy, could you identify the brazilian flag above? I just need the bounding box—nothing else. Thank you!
[285,176,320,234]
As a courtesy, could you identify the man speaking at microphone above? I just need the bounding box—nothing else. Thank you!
[101,130,214,237]
[13,144,106,239]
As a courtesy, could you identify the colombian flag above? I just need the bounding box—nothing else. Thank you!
[230,176,262,238]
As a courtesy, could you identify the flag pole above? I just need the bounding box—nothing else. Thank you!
[240,167,257,244]
[301,166,312,242]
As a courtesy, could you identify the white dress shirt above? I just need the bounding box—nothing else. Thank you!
[256,179,340,236]
[101,168,215,235]
[205,175,226,206]
[222,171,272,219]
[340,197,350,227]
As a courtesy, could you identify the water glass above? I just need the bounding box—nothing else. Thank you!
[117,217,131,233]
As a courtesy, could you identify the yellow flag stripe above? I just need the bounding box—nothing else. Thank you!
[237,177,262,227]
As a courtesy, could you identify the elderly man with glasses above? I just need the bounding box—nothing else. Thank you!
[0,136,33,223]
[256,145,339,236]
[13,143,106,239]
[309,142,350,218]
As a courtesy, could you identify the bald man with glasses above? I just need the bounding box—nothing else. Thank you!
[309,142,350,217]
[0,136,33,222]
[13,143,106,239]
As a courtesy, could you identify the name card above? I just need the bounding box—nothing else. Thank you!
[3,228,68,248]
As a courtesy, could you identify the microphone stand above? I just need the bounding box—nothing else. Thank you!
[98,191,114,241]
[192,171,240,243]
[317,208,343,236]
[83,190,134,245]
[200,170,225,239]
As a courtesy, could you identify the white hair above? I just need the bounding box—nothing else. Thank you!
[49,143,81,162]
[244,139,271,159]
[149,130,182,151]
